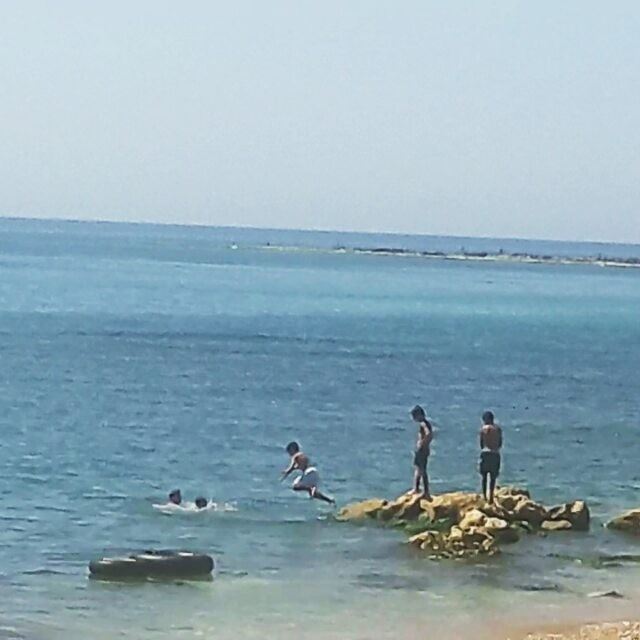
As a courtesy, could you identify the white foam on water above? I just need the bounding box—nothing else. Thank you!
[152,501,238,515]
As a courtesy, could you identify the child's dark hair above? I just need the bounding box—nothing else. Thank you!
[285,441,300,454]
[411,405,426,420]
[482,410,495,425]
[194,497,208,509]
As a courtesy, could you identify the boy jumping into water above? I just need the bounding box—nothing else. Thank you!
[479,410,503,504]
[281,442,335,505]
[410,405,433,499]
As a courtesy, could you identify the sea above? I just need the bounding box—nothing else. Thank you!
[0,217,639,640]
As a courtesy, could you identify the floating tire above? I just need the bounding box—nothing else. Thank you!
[89,551,214,580]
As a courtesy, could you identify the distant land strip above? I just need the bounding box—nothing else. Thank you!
[259,244,640,269]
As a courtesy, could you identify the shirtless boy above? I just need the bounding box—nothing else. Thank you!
[410,405,433,499]
[281,441,335,505]
[479,410,503,504]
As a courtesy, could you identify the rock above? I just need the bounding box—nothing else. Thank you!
[608,509,640,536]
[409,524,497,559]
[408,530,436,547]
[484,517,520,543]
[541,519,573,531]
[411,526,498,559]
[336,498,387,522]
[547,501,590,531]
[458,509,487,531]
[344,490,487,526]
[587,590,625,599]
[338,487,589,562]
[510,496,548,526]
[514,520,534,533]
[403,515,457,536]
[463,526,495,546]
[481,502,513,521]
[446,525,465,542]
[377,494,427,522]
[426,492,485,522]
[495,486,531,500]
[494,487,531,512]
[517,582,563,593]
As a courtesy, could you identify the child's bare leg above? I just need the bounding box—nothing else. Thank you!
[311,487,335,505]
[489,474,497,504]
[421,467,432,500]
[413,466,422,493]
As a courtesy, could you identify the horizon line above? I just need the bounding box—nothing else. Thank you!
[1,213,638,248]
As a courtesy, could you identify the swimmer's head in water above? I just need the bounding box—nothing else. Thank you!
[411,405,426,422]
[285,441,300,456]
[194,497,208,509]
[169,489,182,505]
[482,411,495,425]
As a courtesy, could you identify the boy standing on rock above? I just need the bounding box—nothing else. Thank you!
[410,405,433,500]
[479,411,502,504]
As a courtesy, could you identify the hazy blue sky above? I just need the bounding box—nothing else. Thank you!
[1,1,638,242]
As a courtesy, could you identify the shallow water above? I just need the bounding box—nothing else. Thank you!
[0,218,639,639]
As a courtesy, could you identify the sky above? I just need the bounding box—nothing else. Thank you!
[0,1,638,243]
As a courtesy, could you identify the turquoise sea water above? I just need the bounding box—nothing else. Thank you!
[0,218,639,639]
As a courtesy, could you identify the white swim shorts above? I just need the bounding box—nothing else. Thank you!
[293,467,320,490]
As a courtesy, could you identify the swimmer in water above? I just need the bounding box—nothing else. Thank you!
[281,441,335,505]
[194,497,208,509]
[479,410,503,504]
[410,405,433,499]
[168,489,182,506]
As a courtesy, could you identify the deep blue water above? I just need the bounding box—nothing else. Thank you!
[0,218,639,639]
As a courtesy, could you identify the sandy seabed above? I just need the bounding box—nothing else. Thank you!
[517,621,640,640]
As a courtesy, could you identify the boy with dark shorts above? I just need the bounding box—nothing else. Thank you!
[479,410,502,503]
[410,405,433,499]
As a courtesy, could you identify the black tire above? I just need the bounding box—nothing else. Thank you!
[89,551,214,580]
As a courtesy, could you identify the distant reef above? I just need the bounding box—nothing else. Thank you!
[260,244,640,269]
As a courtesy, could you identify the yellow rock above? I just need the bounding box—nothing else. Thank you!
[377,494,427,521]
[408,530,436,547]
[483,517,520,543]
[428,492,485,522]
[511,496,548,526]
[607,509,640,536]
[447,526,465,542]
[546,501,590,531]
[541,519,573,531]
[337,487,589,561]
[495,487,531,500]
[458,509,488,531]
[336,498,387,522]
[460,526,492,545]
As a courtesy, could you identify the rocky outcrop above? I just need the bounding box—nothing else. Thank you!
[337,487,589,560]
[335,498,387,522]
[408,525,498,559]
[546,501,590,532]
[607,509,640,536]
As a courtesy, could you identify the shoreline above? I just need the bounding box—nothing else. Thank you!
[508,620,640,640]
[260,244,640,269]
[498,596,640,640]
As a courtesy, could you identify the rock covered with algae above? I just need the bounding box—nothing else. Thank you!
[336,486,590,560]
